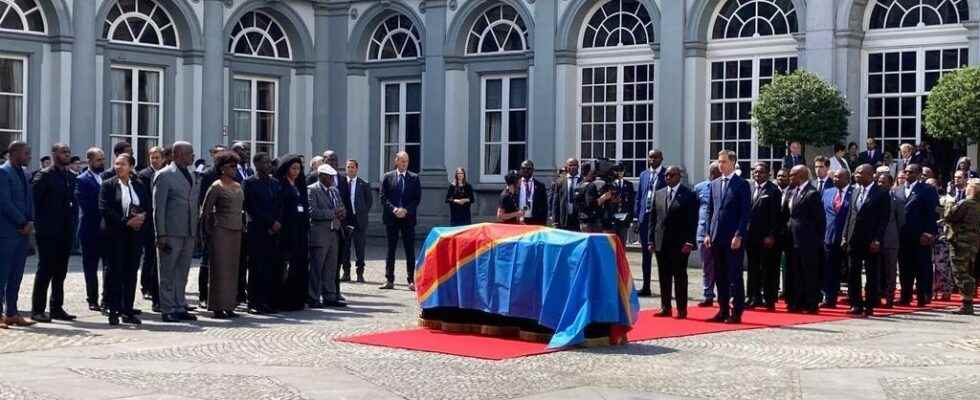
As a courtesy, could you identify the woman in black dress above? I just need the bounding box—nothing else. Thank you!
[100,154,149,325]
[274,154,310,311]
[497,170,523,224]
[445,167,474,226]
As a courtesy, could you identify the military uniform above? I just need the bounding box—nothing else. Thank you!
[944,197,980,313]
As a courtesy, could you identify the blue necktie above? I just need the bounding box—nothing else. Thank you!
[397,174,405,208]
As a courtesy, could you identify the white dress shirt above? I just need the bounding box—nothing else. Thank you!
[120,178,140,216]
[348,176,357,215]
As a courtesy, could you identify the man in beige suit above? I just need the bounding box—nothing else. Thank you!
[153,142,201,322]
[308,164,347,308]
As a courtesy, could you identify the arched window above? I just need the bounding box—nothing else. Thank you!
[869,0,969,30]
[582,0,654,48]
[466,4,529,55]
[103,0,179,48]
[228,11,292,60]
[368,15,422,61]
[0,0,45,34]
[711,0,798,39]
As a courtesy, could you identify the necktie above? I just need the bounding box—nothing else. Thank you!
[956,190,964,202]
[721,178,729,197]
[833,190,843,212]
[667,188,674,205]
[397,174,405,207]
[755,185,762,202]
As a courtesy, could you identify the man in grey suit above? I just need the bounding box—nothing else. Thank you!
[308,164,347,307]
[338,159,372,283]
[153,141,200,322]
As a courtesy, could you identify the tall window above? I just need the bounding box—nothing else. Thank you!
[381,81,421,174]
[578,0,656,178]
[0,0,46,34]
[0,56,25,151]
[869,0,968,29]
[231,76,278,157]
[481,75,527,179]
[103,0,178,48]
[109,66,163,168]
[712,0,799,39]
[368,15,422,61]
[709,57,797,174]
[466,4,529,55]
[228,11,292,60]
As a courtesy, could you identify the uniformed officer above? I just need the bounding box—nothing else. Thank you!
[944,178,980,315]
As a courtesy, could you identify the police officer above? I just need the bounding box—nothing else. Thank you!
[945,178,980,315]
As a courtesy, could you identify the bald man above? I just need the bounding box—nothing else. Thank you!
[379,151,421,291]
[784,165,825,314]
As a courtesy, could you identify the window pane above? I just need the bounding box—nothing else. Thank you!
[0,59,23,93]
[111,69,133,101]
[257,112,275,142]
[256,81,275,111]
[383,144,398,172]
[509,78,527,109]
[256,142,275,157]
[405,114,421,143]
[508,144,525,171]
[406,82,421,112]
[406,144,421,173]
[135,138,158,169]
[485,111,502,142]
[138,70,159,103]
[110,103,131,135]
[0,94,23,130]
[384,83,400,112]
[230,111,251,142]
[137,104,159,137]
[484,144,501,175]
[508,110,526,142]
[485,79,502,109]
[232,79,251,109]
[384,115,399,143]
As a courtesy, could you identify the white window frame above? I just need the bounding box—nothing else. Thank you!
[108,65,164,165]
[0,54,27,146]
[480,74,528,183]
[366,15,422,62]
[228,11,292,61]
[859,23,971,150]
[104,0,180,49]
[0,0,47,35]
[465,5,529,56]
[380,79,421,175]
[704,35,799,173]
[231,75,279,157]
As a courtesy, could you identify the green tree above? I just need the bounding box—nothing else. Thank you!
[924,67,980,144]
[753,70,851,147]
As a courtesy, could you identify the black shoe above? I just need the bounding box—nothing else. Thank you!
[340,271,351,282]
[226,311,240,318]
[356,274,366,283]
[199,301,208,310]
[177,312,197,321]
[31,313,51,323]
[121,314,142,325]
[637,288,653,297]
[88,303,102,312]
[130,308,142,315]
[324,300,348,308]
[708,312,729,323]
[185,305,197,311]
[725,315,742,324]
[654,309,671,317]
[819,302,837,309]
[247,307,265,315]
[108,314,120,325]
[50,310,76,321]
[161,313,181,323]
[152,304,161,313]
[307,302,325,309]
[676,310,687,319]
[212,311,229,319]
[765,303,777,312]
[846,307,863,315]
[697,299,714,307]
[379,282,395,290]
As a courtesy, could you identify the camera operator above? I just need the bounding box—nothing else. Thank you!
[607,163,636,244]
[576,159,621,234]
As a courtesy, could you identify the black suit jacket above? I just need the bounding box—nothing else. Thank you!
[31,167,78,239]
[782,154,805,169]
[747,180,782,244]
[521,178,549,225]
[380,170,421,226]
[857,150,884,167]
[243,175,282,234]
[137,167,158,228]
[337,175,373,227]
[648,184,698,251]
[843,184,890,254]
[785,184,825,253]
[99,177,150,235]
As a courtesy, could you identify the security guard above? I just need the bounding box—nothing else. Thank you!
[944,178,980,315]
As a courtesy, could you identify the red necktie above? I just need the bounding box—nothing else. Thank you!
[833,190,843,212]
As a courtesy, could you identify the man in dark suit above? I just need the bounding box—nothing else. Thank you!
[337,159,372,283]
[231,141,252,302]
[745,162,782,311]
[195,144,227,308]
[898,163,939,306]
[782,141,805,169]
[75,147,106,311]
[608,163,636,244]
[813,156,833,194]
[857,138,884,167]
[0,142,37,327]
[553,158,582,232]
[634,150,666,296]
[843,164,891,316]
[704,150,751,323]
[100,141,132,181]
[518,160,549,226]
[649,166,698,319]
[821,168,852,308]
[379,151,421,291]
[137,146,165,311]
[243,153,282,314]
[31,143,79,323]
[784,165,826,314]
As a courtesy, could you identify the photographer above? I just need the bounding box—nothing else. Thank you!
[577,160,621,233]
[607,163,635,243]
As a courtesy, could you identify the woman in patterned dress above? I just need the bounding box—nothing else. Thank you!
[930,178,955,301]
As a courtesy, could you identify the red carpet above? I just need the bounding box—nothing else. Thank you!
[337,297,963,360]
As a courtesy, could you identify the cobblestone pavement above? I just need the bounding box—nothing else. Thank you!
[1,246,979,400]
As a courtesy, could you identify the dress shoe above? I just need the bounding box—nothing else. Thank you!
[108,314,120,326]
[199,301,208,309]
[765,304,776,312]
[50,310,76,321]
[247,307,265,315]
[697,299,714,307]
[819,302,837,309]
[177,312,197,321]
[324,300,348,308]
[185,305,197,311]
[340,271,351,282]
[408,283,416,292]
[212,311,229,319]
[379,282,395,290]
[152,304,161,313]
[226,311,240,318]
[88,303,102,312]
[725,315,742,324]
[337,294,346,301]
[307,302,325,309]
[4,315,35,327]
[863,307,874,317]
[161,313,181,323]
[31,313,51,323]
[654,309,672,317]
[122,314,142,325]
[707,312,729,323]
[356,274,366,283]
[637,288,653,297]
[676,310,687,319]
[131,308,142,315]
[846,307,863,315]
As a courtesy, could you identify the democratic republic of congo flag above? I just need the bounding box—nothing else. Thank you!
[414,223,640,349]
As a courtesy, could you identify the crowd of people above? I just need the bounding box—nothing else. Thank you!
[0,135,978,330]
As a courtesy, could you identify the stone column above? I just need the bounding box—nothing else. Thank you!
[683,41,708,183]
[201,0,226,153]
[803,5,837,82]
[834,30,864,146]
[656,0,685,165]
[312,1,349,155]
[421,0,448,183]
[69,0,96,152]
[530,0,557,173]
